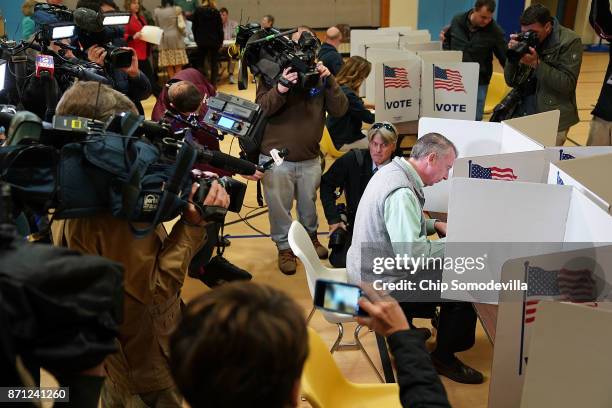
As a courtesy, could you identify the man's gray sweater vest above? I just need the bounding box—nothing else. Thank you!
[346,157,427,285]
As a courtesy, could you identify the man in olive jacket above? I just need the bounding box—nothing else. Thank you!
[442,0,507,121]
[504,4,583,146]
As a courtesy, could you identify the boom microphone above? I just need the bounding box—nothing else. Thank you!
[57,64,112,85]
[196,148,259,175]
[73,7,104,33]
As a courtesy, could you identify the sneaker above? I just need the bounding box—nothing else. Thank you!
[310,234,328,260]
[229,75,236,84]
[196,255,252,288]
[430,353,484,384]
[278,248,297,275]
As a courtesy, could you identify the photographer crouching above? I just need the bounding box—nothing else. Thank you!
[152,69,257,287]
[50,81,229,407]
[501,4,582,146]
[320,122,398,268]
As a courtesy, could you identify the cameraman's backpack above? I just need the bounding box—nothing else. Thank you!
[56,134,196,237]
[1,135,197,238]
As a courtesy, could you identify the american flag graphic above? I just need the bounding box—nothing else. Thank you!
[383,65,411,88]
[469,163,518,181]
[524,266,597,324]
[433,65,466,92]
[556,171,565,185]
[559,150,575,161]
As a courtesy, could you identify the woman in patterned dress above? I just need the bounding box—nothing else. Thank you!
[154,0,189,79]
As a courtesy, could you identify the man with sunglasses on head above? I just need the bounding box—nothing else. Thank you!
[320,122,398,268]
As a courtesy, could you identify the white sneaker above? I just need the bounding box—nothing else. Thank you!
[229,75,236,84]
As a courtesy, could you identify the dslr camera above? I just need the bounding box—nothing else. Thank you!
[507,30,539,63]
[328,203,348,250]
[235,24,321,90]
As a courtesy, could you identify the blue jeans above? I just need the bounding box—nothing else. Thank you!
[476,84,488,121]
[259,154,322,250]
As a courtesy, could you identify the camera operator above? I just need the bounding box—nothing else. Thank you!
[77,0,152,115]
[504,4,582,146]
[50,81,229,407]
[256,28,348,275]
[152,70,257,287]
[588,0,612,146]
[320,122,398,268]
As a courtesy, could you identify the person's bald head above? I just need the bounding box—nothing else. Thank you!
[325,26,342,47]
[168,81,203,115]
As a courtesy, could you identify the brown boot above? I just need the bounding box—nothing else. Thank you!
[310,234,329,260]
[278,248,297,275]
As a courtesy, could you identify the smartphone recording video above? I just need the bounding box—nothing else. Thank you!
[314,279,367,316]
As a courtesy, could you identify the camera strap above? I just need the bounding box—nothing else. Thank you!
[128,143,197,238]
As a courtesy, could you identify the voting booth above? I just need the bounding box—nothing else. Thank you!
[372,59,421,123]
[548,153,612,214]
[520,302,612,408]
[441,178,612,305]
[420,62,479,120]
[489,247,612,408]
[417,114,551,212]
[364,48,416,102]
[354,28,477,123]
[350,29,403,57]
[452,147,612,186]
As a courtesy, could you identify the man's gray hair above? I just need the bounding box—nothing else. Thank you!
[410,132,458,160]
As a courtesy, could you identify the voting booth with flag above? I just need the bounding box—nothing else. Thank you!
[374,60,421,123]
[440,177,612,305]
[421,62,479,120]
[417,115,547,212]
[489,247,612,408]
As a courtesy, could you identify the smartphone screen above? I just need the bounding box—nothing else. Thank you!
[314,279,367,316]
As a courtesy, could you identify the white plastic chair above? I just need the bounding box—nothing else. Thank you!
[288,221,383,382]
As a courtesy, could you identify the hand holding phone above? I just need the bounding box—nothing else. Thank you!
[314,280,368,316]
[355,286,410,338]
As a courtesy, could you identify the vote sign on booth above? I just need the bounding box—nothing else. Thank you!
[421,62,478,120]
[374,59,421,123]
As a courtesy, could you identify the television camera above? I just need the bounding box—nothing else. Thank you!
[232,23,321,90]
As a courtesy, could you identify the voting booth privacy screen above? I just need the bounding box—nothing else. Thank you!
[489,248,612,408]
[417,115,546,212]
[353,27,479,122]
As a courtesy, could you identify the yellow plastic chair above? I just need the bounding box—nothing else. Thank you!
[301,327,402,408]
[483,72,511,114]
[320,126,345,158]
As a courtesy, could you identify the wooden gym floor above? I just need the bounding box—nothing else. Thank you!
[40,51,608,408]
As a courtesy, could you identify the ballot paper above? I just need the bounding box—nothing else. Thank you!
[140,25,163,45]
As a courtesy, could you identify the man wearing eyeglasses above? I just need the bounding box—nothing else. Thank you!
[320,122,399,268]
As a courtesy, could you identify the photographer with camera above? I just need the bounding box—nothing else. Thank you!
[320,122,398,268]
[152,70,257,287]
[50,81,229,407]
[77,0,152,114]
[255,27,348,275]
[503,4,582,146]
